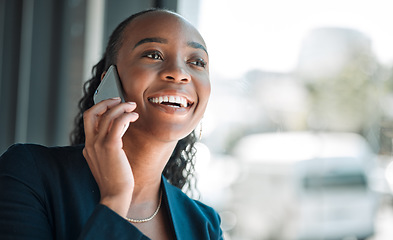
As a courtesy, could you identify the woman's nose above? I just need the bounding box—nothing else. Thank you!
[160,60,191,83]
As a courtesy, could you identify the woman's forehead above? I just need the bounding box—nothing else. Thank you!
[122,11,206,47]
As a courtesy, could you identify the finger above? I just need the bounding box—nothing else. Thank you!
[94,97,125,116]
[96,102,137,137]
[83,98,122,142]
[106,112,139,141]
[120,122,130,138]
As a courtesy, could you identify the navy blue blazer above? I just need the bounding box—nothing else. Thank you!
[0,144,223,240]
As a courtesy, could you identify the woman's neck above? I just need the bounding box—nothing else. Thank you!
[122,130,177,203]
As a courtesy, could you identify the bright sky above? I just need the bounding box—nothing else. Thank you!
[197,0,393,78]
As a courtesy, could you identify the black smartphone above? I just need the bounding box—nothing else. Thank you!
[93,65,125,104]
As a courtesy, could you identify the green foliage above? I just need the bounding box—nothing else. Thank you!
[304,50,383,134]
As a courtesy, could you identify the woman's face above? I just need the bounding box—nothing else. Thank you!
[115,11,210,141]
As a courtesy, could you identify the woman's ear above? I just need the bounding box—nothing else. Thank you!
[100,71,107,81]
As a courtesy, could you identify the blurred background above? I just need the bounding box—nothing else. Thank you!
[1,0,393,239]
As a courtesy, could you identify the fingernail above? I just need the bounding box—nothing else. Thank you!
[127,102,136,105]
[111,97,121,100]
[121,122,130,137]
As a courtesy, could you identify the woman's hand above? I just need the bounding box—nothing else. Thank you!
[82,97,139,217]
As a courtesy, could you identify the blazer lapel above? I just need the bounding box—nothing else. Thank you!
[162,177,190,240]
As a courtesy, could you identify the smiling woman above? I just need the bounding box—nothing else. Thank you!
[0,9,222,240]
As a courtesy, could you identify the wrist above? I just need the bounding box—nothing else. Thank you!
[100,192,132,218]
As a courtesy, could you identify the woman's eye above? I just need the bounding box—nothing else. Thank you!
[189,58,207,68]
[144,52,162,60]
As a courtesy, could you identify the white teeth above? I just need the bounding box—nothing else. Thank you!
[149,95,190,107]
[181,100,186,107]
[176,96,181,103]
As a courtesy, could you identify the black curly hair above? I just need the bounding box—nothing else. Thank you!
[69,9,199,195]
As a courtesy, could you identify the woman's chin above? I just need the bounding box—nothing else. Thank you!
[124,124,196,143]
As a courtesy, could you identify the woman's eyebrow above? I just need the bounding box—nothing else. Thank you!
[134,37,168,49]
[188,41,208,55]
[133,37,208,55]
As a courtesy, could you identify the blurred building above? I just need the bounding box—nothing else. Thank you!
[297,27,374,79]
[295,28,383,150]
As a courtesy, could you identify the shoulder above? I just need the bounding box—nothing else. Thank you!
[0,144,48,173]
[0,143,93,205]
[1,143,84,160]
[164,178,221,220]
[0,143,85,180]
[186,198,222,239]
[0,144,96,239]
[193,198,221,223]
[163,178,222,237]
[1,143,84,164]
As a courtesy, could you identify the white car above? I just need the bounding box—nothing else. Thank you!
[231,132,378,240]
